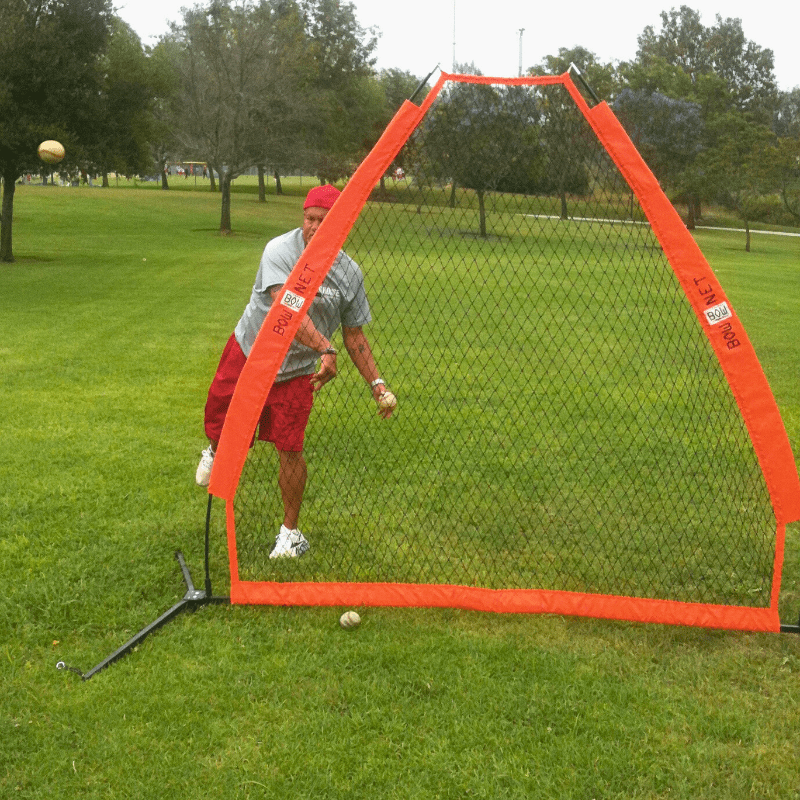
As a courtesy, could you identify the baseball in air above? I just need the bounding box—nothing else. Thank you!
[38,140,65,165]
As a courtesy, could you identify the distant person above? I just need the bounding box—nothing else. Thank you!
[195,184,396,558]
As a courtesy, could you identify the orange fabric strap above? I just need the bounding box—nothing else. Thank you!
[209,99,428,501]
[581,98,800,527]
[228,574,779,632]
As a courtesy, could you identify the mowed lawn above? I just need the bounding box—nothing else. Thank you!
[1,183,799,799]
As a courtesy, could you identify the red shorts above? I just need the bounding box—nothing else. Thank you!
[204,335,314,452]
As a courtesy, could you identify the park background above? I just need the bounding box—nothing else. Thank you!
[2,1,800,797]
[2,0,800,258]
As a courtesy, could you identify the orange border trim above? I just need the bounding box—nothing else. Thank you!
[578,91,800,527]
[229,578,777,632]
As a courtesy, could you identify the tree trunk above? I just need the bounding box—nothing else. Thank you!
[745,219,751,253]
[478,189,487,237]
[1,167,17,263]
[449,182,457,208]
[560,190,568,220]
[257,165,266,202]
[160,165,169,190]
[220,170,232,234]
[209,165,217,192]
[274,170,283,195]
[686,198,696,230]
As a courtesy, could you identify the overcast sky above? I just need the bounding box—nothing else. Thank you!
[116,0,800,92]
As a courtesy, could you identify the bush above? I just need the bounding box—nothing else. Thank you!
[738,194,798,227]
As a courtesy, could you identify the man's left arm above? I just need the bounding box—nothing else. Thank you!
[342,326,396,419]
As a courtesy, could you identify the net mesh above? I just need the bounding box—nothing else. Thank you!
[232,79,776,609]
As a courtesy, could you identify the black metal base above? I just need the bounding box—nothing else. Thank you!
[56,497,230,680]
[780,617,800,634]
[73,551,228,681]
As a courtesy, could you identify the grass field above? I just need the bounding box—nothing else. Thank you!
[1,183,799,799]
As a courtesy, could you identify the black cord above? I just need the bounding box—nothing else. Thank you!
[409,65,439,105]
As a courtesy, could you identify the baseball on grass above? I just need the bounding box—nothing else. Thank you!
[377,390,397,412]
[339,610,361,629]
[38,140,65,165]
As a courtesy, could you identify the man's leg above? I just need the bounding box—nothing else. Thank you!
[265,376,313,559]
[270,448,311,559]
[278,449,307,530]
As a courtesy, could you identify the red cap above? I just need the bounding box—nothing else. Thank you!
[304,184,341,210]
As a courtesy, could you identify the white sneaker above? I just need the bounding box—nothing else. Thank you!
[269,525,310,559]
[195,446,215,486]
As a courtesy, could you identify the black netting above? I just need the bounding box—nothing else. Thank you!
[234,80,775,608]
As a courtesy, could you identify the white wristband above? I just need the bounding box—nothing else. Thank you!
[370,378,386,388]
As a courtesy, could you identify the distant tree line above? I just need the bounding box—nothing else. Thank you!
[0,0,420,259]
[2,1,798,260]
[529,8,800,248]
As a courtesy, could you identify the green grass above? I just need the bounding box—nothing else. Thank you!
[1,185,800,799]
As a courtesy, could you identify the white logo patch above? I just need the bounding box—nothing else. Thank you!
[281,290,305,311]
[704,301,732,325]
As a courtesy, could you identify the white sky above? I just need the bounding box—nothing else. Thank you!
[116,0,800,92]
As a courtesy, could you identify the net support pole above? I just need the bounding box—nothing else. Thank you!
[59,499,230,681]
[81,551,230,681]
[76,551,229,681]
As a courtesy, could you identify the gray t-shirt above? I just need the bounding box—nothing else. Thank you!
[234,228,371,381]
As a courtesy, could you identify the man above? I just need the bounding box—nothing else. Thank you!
[196,184,396,559]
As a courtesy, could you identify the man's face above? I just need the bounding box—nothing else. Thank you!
[302,206,329,245]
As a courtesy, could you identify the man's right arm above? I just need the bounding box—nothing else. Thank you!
[268,286,338,390]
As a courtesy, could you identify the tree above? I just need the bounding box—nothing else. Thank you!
[774,87,800,138]
[249,0,317,197]
[614,88,704,225]
[632,6,778,124]
[168,0,308,233]
[636,6,707,77]
[167,0,380,230]
[774,136,800,224]
[529,46,617,104]
[619,7,781,228]
[299,0,383,181]
[700,114,777,250]
[92,18,169,184]
[529,52,605,219]
[420,77,546,236]
[766,89,799,225]
[0,0,112,262]
[705,15,778,124]
[614,89,703,175]
[145,40,183,189]
[374,68,425,189]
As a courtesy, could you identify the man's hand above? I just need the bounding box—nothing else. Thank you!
[310,352,337,391]
[374,386,397,419]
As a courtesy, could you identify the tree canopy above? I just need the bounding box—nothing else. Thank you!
[0,0,112,261]
[1,2,798,258]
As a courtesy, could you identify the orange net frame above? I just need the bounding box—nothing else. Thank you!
[208,71,800,631]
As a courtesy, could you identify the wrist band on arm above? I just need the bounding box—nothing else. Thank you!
[370,378,386,388]
[322,347,337,355]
